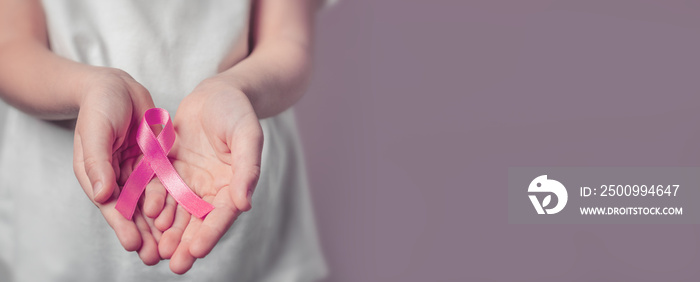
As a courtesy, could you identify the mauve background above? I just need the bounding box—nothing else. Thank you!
[297,0,700,281]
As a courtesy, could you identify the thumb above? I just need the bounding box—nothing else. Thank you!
[228,121,263,212]
[78,112,120,204]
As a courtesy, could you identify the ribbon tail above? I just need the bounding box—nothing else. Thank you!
[115,159,155,220]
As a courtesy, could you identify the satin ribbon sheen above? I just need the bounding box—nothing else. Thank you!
[115,108,214,220]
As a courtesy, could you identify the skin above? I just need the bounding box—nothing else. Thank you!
[0,0,320,274]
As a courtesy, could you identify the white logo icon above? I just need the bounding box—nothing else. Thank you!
[528,175,567,214]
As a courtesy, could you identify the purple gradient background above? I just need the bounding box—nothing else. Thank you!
[297,0,700,281]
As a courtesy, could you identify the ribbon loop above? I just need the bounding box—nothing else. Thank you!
[116,108,214,220]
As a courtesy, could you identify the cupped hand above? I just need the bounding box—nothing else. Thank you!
[155,78,263,274]
[72,67,164,265]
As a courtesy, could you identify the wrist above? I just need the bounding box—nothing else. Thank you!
[192,76,252,105]
[201,74,261,115]
[74,67,130,109]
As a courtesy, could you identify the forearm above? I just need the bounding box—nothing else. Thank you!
[210,0,318,119]
[0,0,94,120]
[215,40,312,119]
[0,42,97,120]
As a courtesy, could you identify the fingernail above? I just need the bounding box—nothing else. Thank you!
[94,181,103,198]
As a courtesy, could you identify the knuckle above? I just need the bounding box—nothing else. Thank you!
[82,156,106,179]
[237,165,261,189]
[248,165,261,182]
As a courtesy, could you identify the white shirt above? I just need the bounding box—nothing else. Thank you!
[0,1,327,281]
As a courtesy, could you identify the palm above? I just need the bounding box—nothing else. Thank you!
[159,86,263,274]
[171,118,231,199]
[173,89,259,201]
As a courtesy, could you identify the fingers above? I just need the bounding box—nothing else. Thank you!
[98,200,143,252]
[190,191,240,258]
[75,136,141,252]
[159,204,191,259]
[79,143,163,267]
[155,194,177,231]
[228,118,263,212]
[169,213,203,274]
[76,116,119,204]
[134,208,160,265]
[78,135,162,266]
[143,178,166,218]
[143,214,162,243]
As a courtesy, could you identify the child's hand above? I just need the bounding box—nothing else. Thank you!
[156,78,263,274]
[72,67,164,265]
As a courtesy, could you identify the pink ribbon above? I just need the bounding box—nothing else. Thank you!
[115,108,214,220]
